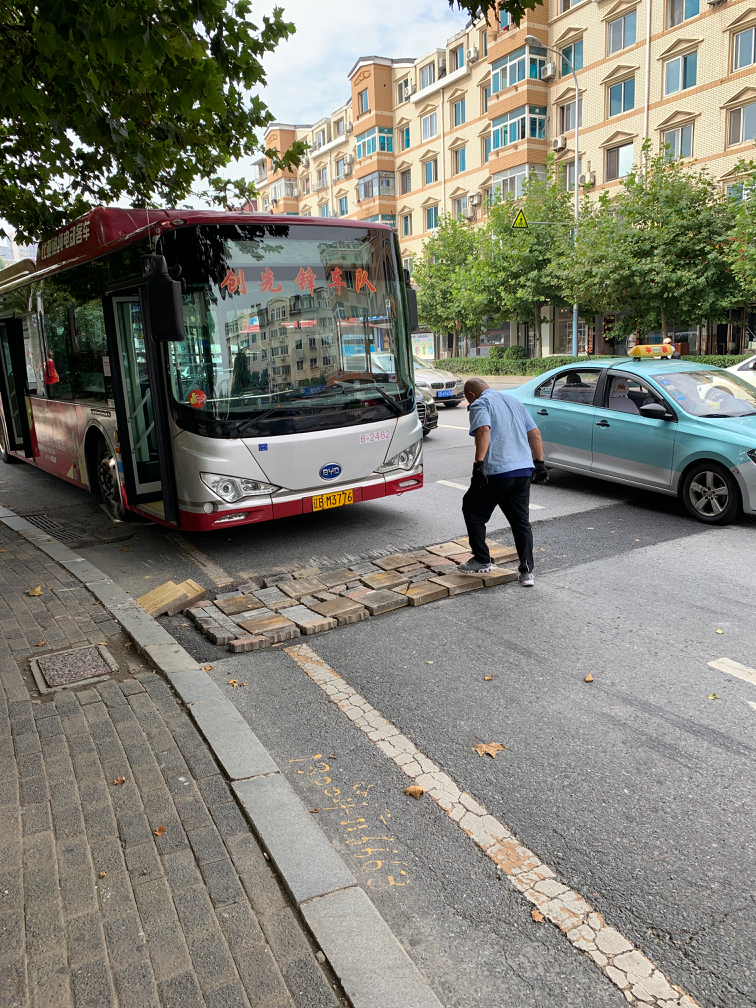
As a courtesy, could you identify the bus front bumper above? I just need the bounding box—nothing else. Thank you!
[177,466,424,531]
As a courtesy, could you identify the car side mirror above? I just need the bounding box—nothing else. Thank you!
[639,402,674,421]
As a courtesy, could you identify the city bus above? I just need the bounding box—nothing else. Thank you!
[0,209,423,531]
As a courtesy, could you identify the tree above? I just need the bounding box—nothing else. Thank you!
[725,165,756,306]
[1,0,308,242]
[458,165,574,356]
[230,349,255,398]
[564,146,739,343]
[449,0,543,30]
[413,213,481,356]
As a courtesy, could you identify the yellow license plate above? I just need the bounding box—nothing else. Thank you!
[311,489,353,511]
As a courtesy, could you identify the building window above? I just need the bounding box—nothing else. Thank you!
[316,167,327,188]
[729,101,756,145]
[483,85,491,112]
[336,119,344,135]
[559,98,583,132]
[452,147,466,174]
[561,40,583,76]
[397,78,409,103]
[403,256,414,275]
[734,28,756,70]
[358,88,369,114]
[320,205,329,217]
[453,98,466,126]
[315,129,326,148]
[453,196,468,218]
[296,359,304,371]
[564,159,583,191]
[355,126,393,159]
[338,196,348,216]
[669,0,699,26]
[423,159,438,184]
[491,44,546,92]
[608,11,637,54]
[399,125,410,151]
[664,52,697,95]
[401,169,412,194]
[402,213,412,236]
[491,105,546,149]
[426,206,439,230]
[606,142,633,180]
[484,135,491,162]
[357,170,395,200]
[421,112,438,140]
[560,0,572,10]
[420,62,436,89]
[335,158,345,178]
[662,123,693,158]
[450,45,464,71]
[500,8,511,27]
[609,78,635,115]
[492,164,545,199]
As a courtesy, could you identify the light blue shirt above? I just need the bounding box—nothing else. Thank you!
[468,389,537,476]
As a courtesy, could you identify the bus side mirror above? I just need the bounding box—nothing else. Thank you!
[405,284,418,332]
[141,257,185,342]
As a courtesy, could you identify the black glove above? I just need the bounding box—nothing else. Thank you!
[471,461,488,490]
[531,460,549,485]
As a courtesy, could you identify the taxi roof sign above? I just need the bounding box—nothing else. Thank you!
[629,344,674,358]
[511,210,528,229]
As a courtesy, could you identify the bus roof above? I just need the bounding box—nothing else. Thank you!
[0,208,395,296]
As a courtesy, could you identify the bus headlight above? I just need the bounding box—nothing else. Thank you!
[376,439,422,473]
[200,472,280,502]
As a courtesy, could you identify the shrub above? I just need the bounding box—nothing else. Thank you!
[681,354,751,368]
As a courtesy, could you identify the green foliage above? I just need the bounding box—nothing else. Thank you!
[680,354,751,368]
[230,349,255,397]
[448,0,543,29]
[413,214,481,348]
[491,345,528,360]
[1,0,308,242]
[563,146,739,340]
[444,352,752,375]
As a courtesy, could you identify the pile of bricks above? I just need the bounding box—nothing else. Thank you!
[184,538,520,654]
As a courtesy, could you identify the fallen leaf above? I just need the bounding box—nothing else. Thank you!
[329,755,337,759]
[310,808,319,813]
[531,910,544,922]
[113,777,126,785]
[96,642,107,645]
[707,693,720,700]
[426,660,433,664]
[35,641,46,647]
[154,826,166,836]
[584,674,594,683]
[0,549,7,553]
[483,675,494,681]
[404,784,425,799]
[122,548,132,552]
[715,628,724,634]
[99,871,107,879]
[228,679,239,685]
[242,682,248,687]
[27,586,42,596]
[473,742,509,758]
[124,641,132,646]
[204,665,213,671]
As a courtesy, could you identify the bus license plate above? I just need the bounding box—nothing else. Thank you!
[311,489,353,512]
[437,389,453,397]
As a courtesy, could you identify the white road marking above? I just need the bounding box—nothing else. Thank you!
[436,480,468,490]
[285,642,702,1008]
[437,424,468,429]
[529,503,546,510]
[748,701,756,713]
[707,657,756,687]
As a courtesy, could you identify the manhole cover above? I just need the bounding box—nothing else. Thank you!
[23,514,83,544]
[32,645,118,691]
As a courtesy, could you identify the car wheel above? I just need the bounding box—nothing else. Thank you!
[442,401,461,409]
[95,438,139,522]
[422,427,431,438]
[681,462,741,525]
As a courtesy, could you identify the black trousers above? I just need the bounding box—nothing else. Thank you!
[462,476,534,572]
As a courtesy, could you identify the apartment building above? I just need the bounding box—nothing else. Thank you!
[255,0,756,356]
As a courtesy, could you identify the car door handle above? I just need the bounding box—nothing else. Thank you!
[595,420,610,427]
[536,409,548,415]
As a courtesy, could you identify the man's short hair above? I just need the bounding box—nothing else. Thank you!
[464,377,490,396]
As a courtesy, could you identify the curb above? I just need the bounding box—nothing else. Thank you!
[0,505,444,1008]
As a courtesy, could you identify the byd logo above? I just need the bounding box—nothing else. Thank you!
[319,463,341,480]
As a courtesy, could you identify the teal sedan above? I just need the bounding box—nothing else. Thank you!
[510,359,756,525]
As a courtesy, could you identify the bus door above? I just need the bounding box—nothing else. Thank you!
[107,294,179,524]
[0,316,33,457]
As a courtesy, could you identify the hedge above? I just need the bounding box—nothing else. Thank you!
[439,353,751,377]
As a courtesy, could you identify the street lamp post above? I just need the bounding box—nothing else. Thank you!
[525,35,580,357]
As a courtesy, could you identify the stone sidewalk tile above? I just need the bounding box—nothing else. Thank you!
[0,522,343,1008]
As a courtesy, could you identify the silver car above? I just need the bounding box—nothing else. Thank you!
[412,357,465,408]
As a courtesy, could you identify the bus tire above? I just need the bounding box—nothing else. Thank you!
[95,438,136,522]
[0,423,20,464]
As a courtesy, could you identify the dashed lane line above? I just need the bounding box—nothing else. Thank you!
[435,480,546,511]
[285,641,702,1008]
[708,657,756,687]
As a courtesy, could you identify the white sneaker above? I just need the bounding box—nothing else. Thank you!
[519,570,535,587]
[458,558,494,574]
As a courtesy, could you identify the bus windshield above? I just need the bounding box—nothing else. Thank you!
[159,223,413,437]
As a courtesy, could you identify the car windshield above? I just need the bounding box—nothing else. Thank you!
[158,223,412,436]
[652,370,756,418]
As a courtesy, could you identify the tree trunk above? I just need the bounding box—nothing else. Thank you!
[453,321,460,357]
[661,309,668,343]
[696,323,702,356]
[534,304,542,357]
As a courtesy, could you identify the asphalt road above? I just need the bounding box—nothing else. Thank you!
[0,411,754,1007]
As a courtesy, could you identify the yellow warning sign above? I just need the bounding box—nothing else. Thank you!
[511,210,528,229]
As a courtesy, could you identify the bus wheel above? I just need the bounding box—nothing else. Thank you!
[0,424,21,464]
[95,439,130,522]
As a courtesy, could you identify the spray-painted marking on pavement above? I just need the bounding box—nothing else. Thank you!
[285,641,702,1008]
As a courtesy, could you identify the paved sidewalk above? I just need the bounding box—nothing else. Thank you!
[0,526,344,1008]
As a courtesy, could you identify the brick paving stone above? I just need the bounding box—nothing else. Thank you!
[359,589,410,615]
[429,572,485,595]
[308,598,370,626]
[359,570,409,591]
[404,582,451,606]
[0,521,339,1008]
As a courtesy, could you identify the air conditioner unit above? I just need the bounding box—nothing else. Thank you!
[467,46,479,63]
[301,158,309,168]
[553,136,567,151]
[410,82,417,95]
[290,189,300,198]
[461,208,475,220]
[469,192,483,206]
[345,122,353,133]
[540,61,557,81]
[578,171,596,186]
